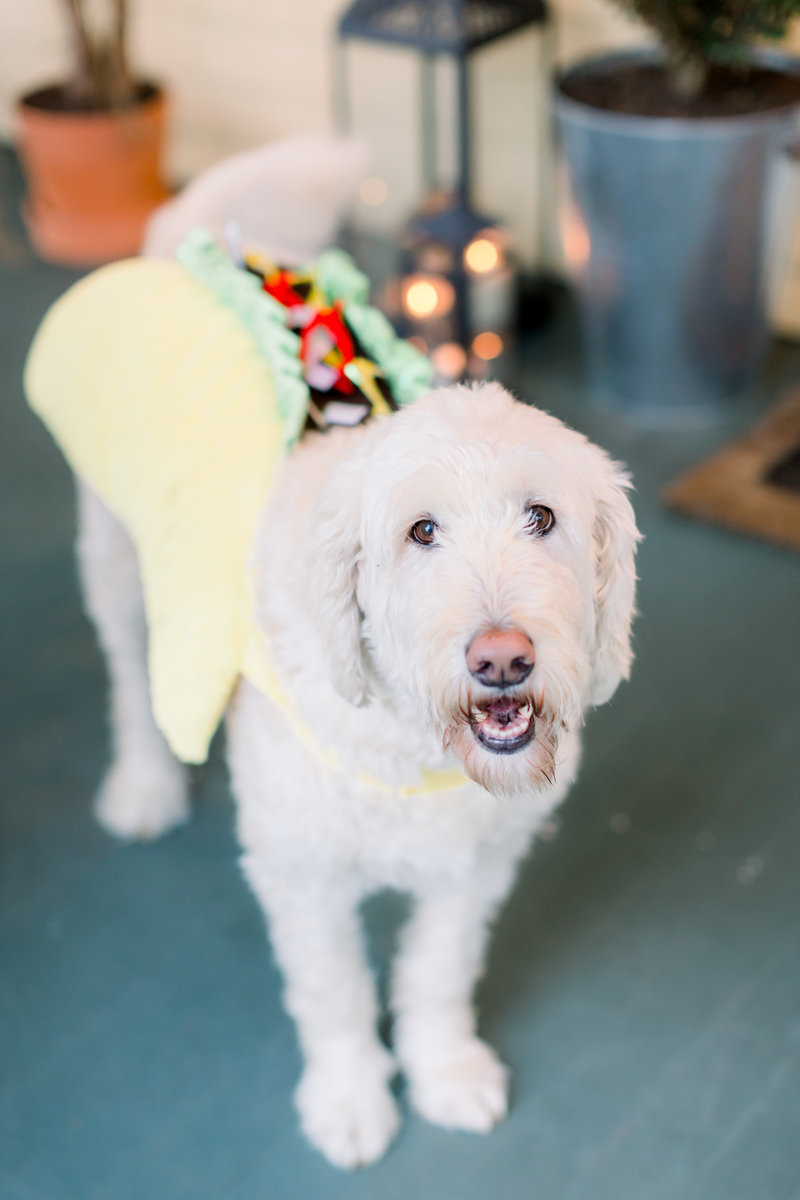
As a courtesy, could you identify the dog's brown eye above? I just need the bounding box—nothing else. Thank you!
[409,518,438,546]
[526,505,555,536]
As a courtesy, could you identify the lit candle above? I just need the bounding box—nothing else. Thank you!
[431,341,467,380]
[401,274,455,321]
[464,229,514,334]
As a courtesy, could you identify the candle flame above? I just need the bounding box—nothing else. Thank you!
[472,331,503,360]
[402,275,455,319]
[432,342,467,379]
[465,237,500,274]
[359,177,389,207]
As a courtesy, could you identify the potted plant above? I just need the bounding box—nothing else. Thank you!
[555,1,800,426]
[16,0,170,266]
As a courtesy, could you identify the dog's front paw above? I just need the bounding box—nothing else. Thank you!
[295,1045,400,1170]
[405,1036,509,1133]
[95,758,190,841]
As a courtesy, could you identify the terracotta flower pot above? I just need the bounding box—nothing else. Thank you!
[16,82,170,267]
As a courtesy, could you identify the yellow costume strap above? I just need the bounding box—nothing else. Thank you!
[241,632,469,797]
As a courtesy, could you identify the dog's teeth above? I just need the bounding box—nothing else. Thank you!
[472,708,489,723]
[519,701,532,718]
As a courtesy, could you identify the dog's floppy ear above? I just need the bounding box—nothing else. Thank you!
[588,452,640,707]
[308,456,371,707]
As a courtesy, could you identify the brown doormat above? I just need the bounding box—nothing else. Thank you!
[664,390,800,553]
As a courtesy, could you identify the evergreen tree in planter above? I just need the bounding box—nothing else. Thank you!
[17,0,169,266]
[555,2,800,424]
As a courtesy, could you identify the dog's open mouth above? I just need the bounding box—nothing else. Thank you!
[470,697,534,755]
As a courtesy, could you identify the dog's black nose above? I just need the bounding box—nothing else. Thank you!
[466,629,535,688]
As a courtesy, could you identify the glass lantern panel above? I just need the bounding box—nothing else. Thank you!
[345,42,422,235]
[471,26,551,269]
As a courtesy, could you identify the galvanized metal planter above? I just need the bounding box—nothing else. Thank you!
[555,50,800,427]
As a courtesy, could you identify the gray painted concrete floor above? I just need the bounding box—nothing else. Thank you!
[1,149,799,1199]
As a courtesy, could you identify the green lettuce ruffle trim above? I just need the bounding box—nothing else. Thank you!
[176,230,433,443]
[176,228,308,446]
[314,248,433,408]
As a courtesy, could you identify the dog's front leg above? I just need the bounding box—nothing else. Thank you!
[241,855,400,1169]
[391,854,519,1134]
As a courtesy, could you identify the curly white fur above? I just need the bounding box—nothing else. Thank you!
[77,381,638,1170]
[67,137,641,1171]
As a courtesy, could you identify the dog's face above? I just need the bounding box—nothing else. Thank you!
[311,384,639,796]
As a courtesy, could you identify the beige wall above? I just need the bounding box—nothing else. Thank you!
[3,0,800,298]
[1,0,344,177]
[0,0,651,266]
[0,1,648,162]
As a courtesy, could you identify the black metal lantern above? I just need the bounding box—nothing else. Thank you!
[337,0,550,378]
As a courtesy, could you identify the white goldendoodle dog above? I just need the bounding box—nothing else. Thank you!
[31,139,639,1170]
[76,379,639,1169]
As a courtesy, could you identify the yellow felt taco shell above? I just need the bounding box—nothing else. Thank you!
[25,257,284,763]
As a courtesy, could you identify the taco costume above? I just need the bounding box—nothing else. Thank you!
[25,232,434,767]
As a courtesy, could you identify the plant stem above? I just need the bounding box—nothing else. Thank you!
[670,54,707,99]
[63,0,95,104]
[108,0,136,107]
[60,0,138,109]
